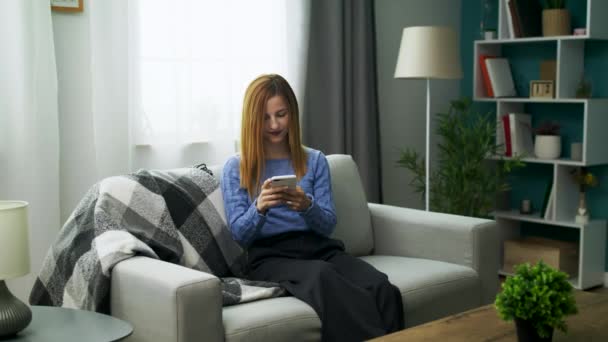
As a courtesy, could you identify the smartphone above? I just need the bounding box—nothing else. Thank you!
[270,175,297,189]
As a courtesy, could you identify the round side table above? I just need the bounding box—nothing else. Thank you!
[2,306,133,341]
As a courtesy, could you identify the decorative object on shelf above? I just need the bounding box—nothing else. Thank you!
[495,261,578,341]
[571,167,599,224]
[397,97,524,217]
[394,26,463,211]
[51,0,83,12]
[520,199,532,214]
[480,0,498,39]
[570,142,582,161]
[503,237,578,277]
[534,121,561,159]
[530,80,554,98]
[575,76,592,98]
[484,29,497,40]
[539,60,557,81]
[0,201,32,338]
[542,0,571,37]
[573,27,586,36]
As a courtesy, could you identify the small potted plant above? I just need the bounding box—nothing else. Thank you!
[575,76,592,98]
[534,121,561,159]
[542,0,571,37]
[571,167,599,224]
[495,261,578,341]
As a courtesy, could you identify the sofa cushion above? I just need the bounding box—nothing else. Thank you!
[222,296,321,342]
[360,255,481,328]
[326,155,374,256]
[209,165,222,181]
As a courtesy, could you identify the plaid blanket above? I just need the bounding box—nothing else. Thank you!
[29,167,285,313]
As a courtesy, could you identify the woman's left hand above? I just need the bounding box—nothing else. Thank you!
[282,186,312,212]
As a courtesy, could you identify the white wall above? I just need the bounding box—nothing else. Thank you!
[375,0,462,209]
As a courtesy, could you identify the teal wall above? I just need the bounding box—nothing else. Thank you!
[460,0,608,271]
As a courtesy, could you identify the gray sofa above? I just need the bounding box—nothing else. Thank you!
[110,154,499,342]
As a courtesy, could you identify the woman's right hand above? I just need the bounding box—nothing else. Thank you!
[256,179,285,214]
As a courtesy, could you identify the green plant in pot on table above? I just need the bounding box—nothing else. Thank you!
[396,97,524,218]
[495,261,578,341]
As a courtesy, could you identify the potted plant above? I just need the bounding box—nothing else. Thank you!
[571,167,599,224]
[495,261,578,341]
[534,121,561,159]
[542,0,571,37]
[575,76,592,98]
[396,97,524,218]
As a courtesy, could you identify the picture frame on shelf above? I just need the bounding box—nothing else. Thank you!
[530,80,554,98]
[51,0,83,12]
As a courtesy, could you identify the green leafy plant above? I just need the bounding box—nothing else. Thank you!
[396,97,524,217]
[495,261,578,338]
[575,77,592,98]
[543,0,566,9]
[535,121,560,136]
[571,167,599,192]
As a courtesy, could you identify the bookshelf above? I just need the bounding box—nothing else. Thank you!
[474,0,608,289]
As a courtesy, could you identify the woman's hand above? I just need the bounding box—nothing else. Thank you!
[282,186,312,212]
[256,179,286,214]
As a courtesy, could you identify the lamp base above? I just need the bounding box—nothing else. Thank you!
[0,280,32,337]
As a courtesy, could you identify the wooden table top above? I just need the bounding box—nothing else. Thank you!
[372,291,608,342]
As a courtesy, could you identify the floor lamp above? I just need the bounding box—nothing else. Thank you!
[394,26,462,211]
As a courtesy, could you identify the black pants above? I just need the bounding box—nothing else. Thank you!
[247,231,404,342]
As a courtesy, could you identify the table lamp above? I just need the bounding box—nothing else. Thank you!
[0,201,32,337]
[394,26,462,211]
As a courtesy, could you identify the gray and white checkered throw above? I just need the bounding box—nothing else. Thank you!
[29,167,285,313]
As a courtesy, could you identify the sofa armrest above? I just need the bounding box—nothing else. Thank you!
[368,203,499,304]
[111,256,223,342]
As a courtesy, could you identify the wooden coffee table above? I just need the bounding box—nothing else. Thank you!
[373,291,608,341]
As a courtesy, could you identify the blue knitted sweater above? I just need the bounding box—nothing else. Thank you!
[220,148,337,246]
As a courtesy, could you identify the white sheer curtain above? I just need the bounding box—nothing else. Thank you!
[0,1,60,301]
[129,0,310,145]
[53,0,131,222]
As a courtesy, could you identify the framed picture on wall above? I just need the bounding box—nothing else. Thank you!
[51,0,83,12]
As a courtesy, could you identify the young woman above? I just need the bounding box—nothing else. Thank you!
[221,74,403,341]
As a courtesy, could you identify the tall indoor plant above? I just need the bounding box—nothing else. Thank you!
[396,97,523,218]
[495,261,578,341]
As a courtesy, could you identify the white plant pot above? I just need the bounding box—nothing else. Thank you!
[534,135,561,159]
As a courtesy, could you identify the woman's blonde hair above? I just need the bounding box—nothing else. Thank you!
[240,74,307,198]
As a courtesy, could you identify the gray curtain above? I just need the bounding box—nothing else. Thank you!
[302,0,382,203]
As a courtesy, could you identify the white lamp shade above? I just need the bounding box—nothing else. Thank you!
[0,201,30,280]
[394,26,463,79]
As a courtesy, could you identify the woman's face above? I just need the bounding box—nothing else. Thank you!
[263,95,290,146]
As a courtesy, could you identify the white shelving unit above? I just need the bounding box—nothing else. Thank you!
[475,0,608,289]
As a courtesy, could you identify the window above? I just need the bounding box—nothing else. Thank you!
[129,0,308,145]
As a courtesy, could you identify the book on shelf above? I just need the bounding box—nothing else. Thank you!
[511,0,542,38]
[485,58,517,97]
[507,0,523,38]
[544,183,555,219]
[508,113,534,157]
[540,181,553,216]
[479,54,496,97]
[505,0,518,38]
[501,114,512,157]
[497,114,506,155]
